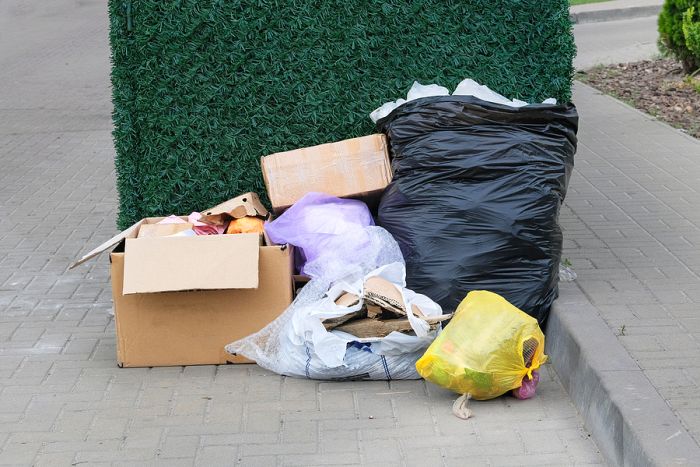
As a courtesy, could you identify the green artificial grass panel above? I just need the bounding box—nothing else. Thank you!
[109,0,575,228]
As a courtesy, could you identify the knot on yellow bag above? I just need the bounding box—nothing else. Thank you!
[524,352,546,381]
[416,290,547,400]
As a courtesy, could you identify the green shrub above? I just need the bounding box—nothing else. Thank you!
[659,0,700,73]
[109,0,575,229]
[683,7,700,60]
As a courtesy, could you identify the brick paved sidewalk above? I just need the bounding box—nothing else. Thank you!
[563,83,700,447]
[0,1,604,466]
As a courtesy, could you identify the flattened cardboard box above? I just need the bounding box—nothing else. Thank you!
[70,193,293,367]
[261,133,392,213]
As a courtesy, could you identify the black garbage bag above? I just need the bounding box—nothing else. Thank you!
[377,96,578,323]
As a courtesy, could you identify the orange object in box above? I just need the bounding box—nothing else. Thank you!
[226,216,265,235]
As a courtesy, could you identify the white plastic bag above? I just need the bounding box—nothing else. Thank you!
[370,81,449,123]
[226,227,443,380]
[452,78,529,107]
[559,263,577,282]
[370,78,558,123]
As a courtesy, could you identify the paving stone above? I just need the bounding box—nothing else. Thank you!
[73,447,159,463]
[240,442,317,457]
[359,424,435,441]
[86,415,129,441]
[33,452,77,467]
[280,419,318,444]
[356,395,394,420]
[402,447,443,467]
[360,438,402,463]
[280,452,363,466]
[194,445,238,466]
[319,389,356,412]
[319,429,361,454]
[160,435,201,459]
[122,427,164,450]
[200,433,279,446]
[244,410,282,433]
[235,455,278,467]
[487,452,574,465]
[0,441,41,464]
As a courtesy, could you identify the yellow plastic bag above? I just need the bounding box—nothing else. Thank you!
[416,290,547,400]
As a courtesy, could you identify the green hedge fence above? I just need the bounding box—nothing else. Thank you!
[109,0,575,228]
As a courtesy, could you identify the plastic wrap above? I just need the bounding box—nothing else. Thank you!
[264,192,374,276]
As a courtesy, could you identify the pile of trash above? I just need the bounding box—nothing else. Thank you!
[72,79,578,407]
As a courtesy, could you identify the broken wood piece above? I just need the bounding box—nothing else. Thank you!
[411,304,425,318]
[332,312,453,336]
[323,308,366,331]
[335,318,414,338]
[420,314,453,332]
[366,304,382,320]
[423,313,453,325]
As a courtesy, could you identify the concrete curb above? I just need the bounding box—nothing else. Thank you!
[546,282,700,466]
[570,5,661,24]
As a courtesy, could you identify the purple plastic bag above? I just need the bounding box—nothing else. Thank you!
[511,370,540,400]
[265,193,374,276]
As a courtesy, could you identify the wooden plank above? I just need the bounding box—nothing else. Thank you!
[323,308,366,331]
[335,318,413,338]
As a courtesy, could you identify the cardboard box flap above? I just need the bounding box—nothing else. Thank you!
[137,223,194,238]
[68,219,145,269]
[122,234,260,294]
[204,192,268,218]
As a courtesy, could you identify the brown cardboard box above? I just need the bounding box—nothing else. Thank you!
[261,134,392,213]
[110,238,292,367]
[70,195,293,367]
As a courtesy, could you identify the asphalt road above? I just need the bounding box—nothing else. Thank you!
[573,15,660,70]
